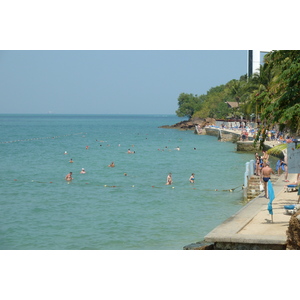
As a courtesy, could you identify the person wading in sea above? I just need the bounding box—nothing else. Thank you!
[65,172,73,181]
[260,162,275,198]
[166,173,172,185]
[189,173,195,183]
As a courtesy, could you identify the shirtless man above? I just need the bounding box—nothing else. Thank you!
[108,162,115,167]
[260,162,274,197]
[65,172,73,181]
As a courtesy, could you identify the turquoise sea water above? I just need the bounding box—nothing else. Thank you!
[0,114,256,250]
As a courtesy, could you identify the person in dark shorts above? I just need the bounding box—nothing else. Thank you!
[260,162,275,198]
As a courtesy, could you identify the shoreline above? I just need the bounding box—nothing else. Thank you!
[202,172,298,250]
[162,120,285,155]
[183,170,298,250]
[175,125,297,250]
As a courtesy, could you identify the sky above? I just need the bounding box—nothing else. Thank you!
[1,2,295,116]
[0,50,248,115]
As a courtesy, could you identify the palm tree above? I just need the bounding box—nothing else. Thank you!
[266,144,287,156]
[260,51,300,136]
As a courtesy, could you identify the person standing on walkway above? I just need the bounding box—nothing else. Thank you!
[262,150,269,163]
[297,173,300,203]
[260,162,275,198]
[283,155,289,182]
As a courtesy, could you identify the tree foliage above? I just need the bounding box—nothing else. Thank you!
[175,93,203,118]
[259,51,300,135]
[175,50,300,138]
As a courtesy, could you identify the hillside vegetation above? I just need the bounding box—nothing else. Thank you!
[176,50,300,139]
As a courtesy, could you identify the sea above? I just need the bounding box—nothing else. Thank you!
[0,114,259,250]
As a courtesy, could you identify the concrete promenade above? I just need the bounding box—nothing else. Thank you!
[204,173,299,249]
[203,126,283,151]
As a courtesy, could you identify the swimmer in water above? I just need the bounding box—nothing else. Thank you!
[189,173,195,183]
[69,158,73,163]
[166,173,172,185]
[80,168,86,174]
[65,172,73,181]
[108,162,115,167]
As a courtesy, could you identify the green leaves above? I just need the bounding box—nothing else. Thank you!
[259,50,300,136]
[175,50,300,136]
[176,93,203,118]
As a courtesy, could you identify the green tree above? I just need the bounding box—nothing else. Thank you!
[241,63,273,122]
[176,93,203,119]
[175,51,300,142]
[262,50,300,135]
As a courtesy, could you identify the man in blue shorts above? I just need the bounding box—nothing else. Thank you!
[260,162,275,198]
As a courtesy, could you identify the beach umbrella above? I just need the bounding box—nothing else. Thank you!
[267,180,275,222]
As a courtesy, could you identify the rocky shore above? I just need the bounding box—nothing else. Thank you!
[159,117,216,131]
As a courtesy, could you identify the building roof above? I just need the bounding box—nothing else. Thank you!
[226,101,239,108]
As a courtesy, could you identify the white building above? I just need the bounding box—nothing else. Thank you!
[247,50,271,77]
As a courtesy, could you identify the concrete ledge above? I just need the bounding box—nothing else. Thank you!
[204,174,298,249]
[204,196,269,242]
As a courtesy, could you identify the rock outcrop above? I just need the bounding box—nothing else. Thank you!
[286,210,300,250]
[159,117,216,130]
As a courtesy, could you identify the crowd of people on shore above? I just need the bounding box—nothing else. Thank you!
[205,121,296,144]
[254,149,300,201]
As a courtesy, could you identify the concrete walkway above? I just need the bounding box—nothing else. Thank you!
[204,173,299,249]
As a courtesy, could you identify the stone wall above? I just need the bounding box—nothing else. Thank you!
[219,130,240,143]
[204,127,219,137]
[236,141,259,151]
[205,128,242,143]
[214,242,286,250]
[286,211,300,250]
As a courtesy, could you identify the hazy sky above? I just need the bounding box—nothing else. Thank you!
[0,50,248,115]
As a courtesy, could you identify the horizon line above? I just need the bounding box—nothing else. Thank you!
[0,112,180,116]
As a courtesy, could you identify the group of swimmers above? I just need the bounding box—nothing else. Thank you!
[165,173,195,185]
[65,168,86,180]
[64,145,196,184]
[65,168,195,185]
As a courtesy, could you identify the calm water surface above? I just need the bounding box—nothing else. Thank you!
[1,114,258,249]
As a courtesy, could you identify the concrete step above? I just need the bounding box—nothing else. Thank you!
[246,174,281,201]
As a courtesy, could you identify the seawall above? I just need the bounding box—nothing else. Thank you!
[183,126,294,250]
[203,127,241,143]
[203,173,298,250]
[184,173,298,250]
[202,127,284,154]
